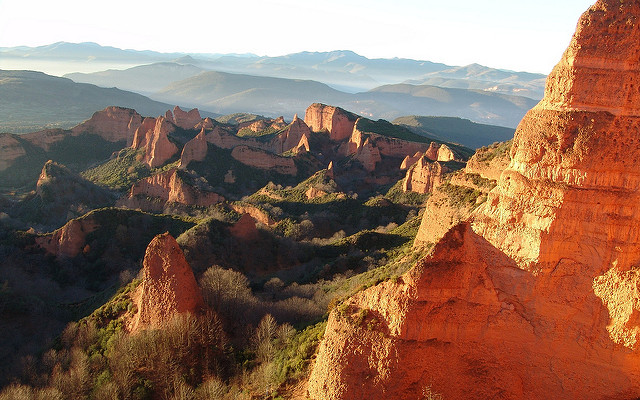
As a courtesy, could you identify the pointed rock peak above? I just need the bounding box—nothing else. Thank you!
[179,127,208,168]
[229,213,259,241]
[327,161,335,179]
[131,233,205,332]
[292,114,299,122]
[39,159,68,180]
[165,109,174,123]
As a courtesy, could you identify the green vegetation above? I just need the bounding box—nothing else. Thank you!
[438,182,483,209]
[476,139,513,163]
[81,148,150,191]
[385,179,429,206]
[215,113,265,125]
[236,125,279,138]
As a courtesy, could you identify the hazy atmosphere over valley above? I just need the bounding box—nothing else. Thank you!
[5,1,639,399]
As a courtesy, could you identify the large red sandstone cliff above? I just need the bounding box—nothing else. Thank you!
[309,2,640,399]
[304,103,358,141]
[131,116,179,168]
[71,106,143,145]
[130,233,205,332]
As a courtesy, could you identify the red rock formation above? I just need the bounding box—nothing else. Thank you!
[424,142,457,162]
[229,203,276,226]
[304,103,358,141]
[424,142,440,160]
[179,128,208,168]
[131,116,178,168]
[36,218,98,258]
[402,157,449,194]
[270,114,312,154]
[326,161,335,179]
[400,152,423,170]
[464,141,512,181]
[171,106,202,130]
[305,186,328,200]
[309,2,640,399]
[354,138,382,172]
[295,133,311,153]
[122,168,223,210]
[229,213,259,241]
[195,117,215,131]
[230,145,297,175]
[436,143,455,161]
[130,233,205,332]
[71,106,143,145]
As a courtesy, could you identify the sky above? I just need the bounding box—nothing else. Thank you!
[0,0,595,74]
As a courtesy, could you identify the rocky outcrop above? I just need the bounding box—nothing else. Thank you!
[131,116,178,168]
[130,233,205,332]
[230,203,276,226]
[230,145,297,176]
[436,143,455,161]
[178,128,208,168]
[464,140,512,181]
[71,106,143,145]
[310,2,640,399]
[270,115,312,154]
[36,217,98,258]
[229,213,259,241]
[295,133,311,153]
[424,142,458,162]
[169,106,202,130]
[412,184,477,246]
[402,157,449,194]
[400,152,423,170]
[121,168,223,210]
[305,103,358,141]
[353,138,382,172]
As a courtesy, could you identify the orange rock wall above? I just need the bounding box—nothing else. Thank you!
[304,103,357,141]
[130,233,204,332]
[309,2,640,399]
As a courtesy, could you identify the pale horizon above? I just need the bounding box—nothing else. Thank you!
[0,0,595,74]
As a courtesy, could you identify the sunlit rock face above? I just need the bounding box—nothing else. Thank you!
[130,233,205,332]
[308,2,640,399]
[131,116,178,168]
[304,103,358,141]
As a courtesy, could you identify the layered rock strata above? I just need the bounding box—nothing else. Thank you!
[309,2,640,399]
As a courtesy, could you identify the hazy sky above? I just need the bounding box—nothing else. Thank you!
[0,0,595,73]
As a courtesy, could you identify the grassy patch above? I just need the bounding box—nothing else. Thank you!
[81,148,150,191]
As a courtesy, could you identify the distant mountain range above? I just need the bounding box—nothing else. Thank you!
[0,42,546,131]
[64,63,537,127]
